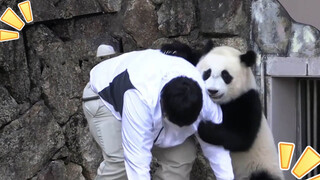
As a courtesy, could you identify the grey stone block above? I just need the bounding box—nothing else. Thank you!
[0,101,65,179]
[266,57,307,76]
[252,0,292,55]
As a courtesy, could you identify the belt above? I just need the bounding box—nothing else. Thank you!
[82,96,100,102]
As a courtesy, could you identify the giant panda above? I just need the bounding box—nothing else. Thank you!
[161,41,284,180]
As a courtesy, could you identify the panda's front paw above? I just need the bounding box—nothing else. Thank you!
[161,44,179,56]
[198,121,224,145]
[163,50,177,55]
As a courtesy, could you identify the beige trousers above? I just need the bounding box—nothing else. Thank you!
[82,83,196,180]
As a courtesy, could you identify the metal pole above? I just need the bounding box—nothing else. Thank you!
[313,80,318,175]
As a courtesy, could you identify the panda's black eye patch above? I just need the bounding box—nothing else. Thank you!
[221,70,233,84]
[202,69,211,81]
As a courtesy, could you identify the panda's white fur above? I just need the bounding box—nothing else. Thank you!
[231,116,282,180]
[197,46,284,180]
[161,43,284,180]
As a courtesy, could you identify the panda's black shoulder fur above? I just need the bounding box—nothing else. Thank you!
[160,40,214,66]
[250,170,281,180]
[221,89,262,151]
[198,89,262,151]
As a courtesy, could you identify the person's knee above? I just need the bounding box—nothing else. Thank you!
[105,154,125,164]
[97,157,127,180]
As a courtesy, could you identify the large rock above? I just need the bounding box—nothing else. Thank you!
[0,101,65,179]
[191,148,215,180]
[0,7,33,104]
[0,0,23,18]
[0,1,19,14]
[97,0,122,12]
[26,24,82,124]
[29,14,121,54]
[198,0,250,37]
[32,160,86,180]
[0,36,30,103]
[252,0,292,55]
[123,0,160,47]
[30,0,101,22]
[0,86,19,128]
[157,0,196,37]
[63,113,103,180]
[119,32,140,52]
[151,0,164,4]
[27,47,43,104]
[288,23,320,57]
[211,37,248,53]
[25,15,120,124]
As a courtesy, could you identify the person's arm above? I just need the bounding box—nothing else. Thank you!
[196,134,234,180]
[121,90,154,180]
[197,94,234,180]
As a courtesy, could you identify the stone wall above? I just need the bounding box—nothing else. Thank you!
[252,0,320,57]
[0,0,319,179]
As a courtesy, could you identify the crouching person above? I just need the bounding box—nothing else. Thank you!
[82,49,234,180]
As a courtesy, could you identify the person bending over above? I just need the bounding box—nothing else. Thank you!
[82,49,234,180]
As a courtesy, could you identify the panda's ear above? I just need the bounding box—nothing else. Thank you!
[240,50,256,67]
[202,40,214,55]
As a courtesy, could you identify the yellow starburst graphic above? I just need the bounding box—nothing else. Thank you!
[279,142,320,179]
[0,1,33,42]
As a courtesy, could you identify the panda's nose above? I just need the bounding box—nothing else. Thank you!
[208,89,219,95]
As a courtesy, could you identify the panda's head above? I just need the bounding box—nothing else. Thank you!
[196,46,258,104]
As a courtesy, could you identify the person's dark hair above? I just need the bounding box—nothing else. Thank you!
[161,76,203,127]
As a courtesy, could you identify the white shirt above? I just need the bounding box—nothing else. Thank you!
[90,49,234,180]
